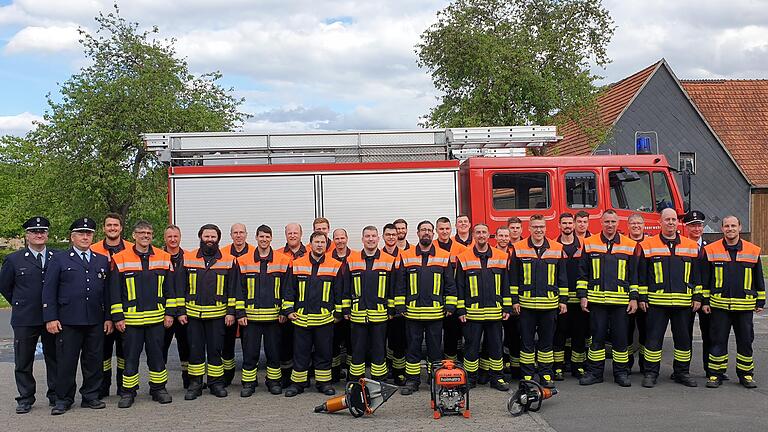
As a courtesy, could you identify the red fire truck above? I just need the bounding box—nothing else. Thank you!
[144,126,686,250]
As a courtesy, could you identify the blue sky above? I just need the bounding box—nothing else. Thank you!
[1,0,767,136]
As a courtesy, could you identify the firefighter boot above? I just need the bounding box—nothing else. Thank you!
[151,389,173,404]
[240,383,256,398]
[184,376,203,401]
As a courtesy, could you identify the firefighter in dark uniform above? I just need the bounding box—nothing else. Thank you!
[347,226,397,383]
[110,221,175,407]
[577,210,638,387]
[220,223,251,387]
[395,220,457,396]
[0,216,57,414]
[91,213,132,398]
[43,217,113,415]
[702,215,765,388]
[328,228,353,383]
[235,224,291,397]
[282,231,348,397]
[684,210,716,378]
[553,212,588,379]
[382,223,407,385]
[176,224,237,400]
[434,217,467,364]
[626,213,647,373]
[637,208,701,388]
[455,223,511,391]
[278,222,306,387]
[510,214,568,388]
[162,224,190,388]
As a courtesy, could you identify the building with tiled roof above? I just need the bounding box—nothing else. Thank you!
[551,59,754,242]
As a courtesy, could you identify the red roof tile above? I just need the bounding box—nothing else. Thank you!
[681,80,768,186]
[553,61,661,156]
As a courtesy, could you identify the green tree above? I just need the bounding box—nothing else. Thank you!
[416,0,614,149]
[0,5,247,240]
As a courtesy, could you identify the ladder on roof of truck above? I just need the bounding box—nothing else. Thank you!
[142,126,561,166]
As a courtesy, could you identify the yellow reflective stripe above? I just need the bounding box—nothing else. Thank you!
[654,261,664,284]
[618,260,626,281]
[274,277,280,301]
[495,273,501,297]
[247,278,255,300]
[523,263,531,285]
[378,275,386,299]
[216,274,225,296]
[354,276,361,298]
[684,262,691,284]
[323,281,331,303]
[409,273,418,296]
[433,273,441,297]
[469,275,478,298]
[592,258,600,279]
[715,266,723,288]
[744,268,752,291]
[298,280,305,302]
[126,277,136,301]
[189,273,197,295]
[548,263,555,286]
[158,275,164,298]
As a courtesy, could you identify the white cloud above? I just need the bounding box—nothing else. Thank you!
[4,25,82,54]
[0,112,43,136]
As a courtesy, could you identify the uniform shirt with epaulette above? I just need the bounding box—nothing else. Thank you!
[0,247,56,326]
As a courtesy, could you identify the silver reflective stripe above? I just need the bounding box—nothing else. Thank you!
[738,253,759,262]
[707,253,729,261]
[585,244,607,253]
[613,245,635,254]
[646,247,670,255]
[116,262,142,271]
[428,257,449,265]
[293,265,312,273]
[268,263,288,272]
[464,259,482,267]
[488,259,507,267]
[676,247,699,256]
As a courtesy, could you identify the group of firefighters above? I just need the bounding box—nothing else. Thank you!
[0,208,764,416]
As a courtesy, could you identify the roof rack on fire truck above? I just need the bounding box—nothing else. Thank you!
[142,126,561,166]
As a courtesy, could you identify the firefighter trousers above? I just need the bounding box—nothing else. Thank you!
[443,314,462,360]
[519,308,557,380]
[553,304,589,374]
[644,305,692,377]
[332,319,350,376]
[386,316,406,377]
[689,309,712,375]
[13,325,57,405]
[627,308,647,372]
[222,323,239,379]
[121,323,167,395]
[101,329,123,394]
[503,315,521,372]
[291,323,333,386]
[463,320,503,379]
[405,319,442,384]
[55,324,104,406]
[587,304,629,378]
[187,317,226,385]
[279,321,294,385]
[708,308,755,379]
[163,319,190,378]
[349,321,388,380]
[241,321,281,385]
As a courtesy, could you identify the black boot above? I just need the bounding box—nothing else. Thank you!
[477,369,490,385]
[642,374,657,388]
[185,376,203,400]
[240,383,256,398]
[317,383,336,396]
[266,380,283,395]
[151,388,173,404]
[117,393,134,409]
[209,383,228,397]
[674,373,698,387]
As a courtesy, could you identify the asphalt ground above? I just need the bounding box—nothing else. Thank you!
[0,308,765,431]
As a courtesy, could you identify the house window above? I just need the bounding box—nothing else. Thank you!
[679,152,696,174]
[492,173,550,210]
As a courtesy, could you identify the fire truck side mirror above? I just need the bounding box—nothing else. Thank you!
[681,170,691,198]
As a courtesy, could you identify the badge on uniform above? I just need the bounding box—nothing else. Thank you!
[98,268,106,279]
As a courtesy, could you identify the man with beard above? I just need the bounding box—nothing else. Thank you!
[455,223,511,391]
[329,228,354,383]
[220,223,252,387]
[283,232,348,397]
[553,213,587,379]
[278,223,305,387]
[394,218,411,251]
[110,221,175,408]
[346,226,397,383]
[382,223,407,384]
[91,213,133,398]
[395,221,457,395]
[433,217,467,364]
[176,224,237,400]
[235,225,291,396]
[162,225,190,388]
[0,216,58,413]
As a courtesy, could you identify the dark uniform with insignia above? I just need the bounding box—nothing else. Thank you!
[0,217,57,413]
[684,210,713,376]
[43,218,111,414]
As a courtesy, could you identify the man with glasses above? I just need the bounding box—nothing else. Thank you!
[626,214,647,374]
[0,216,58,413]
[382,223,407,385]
